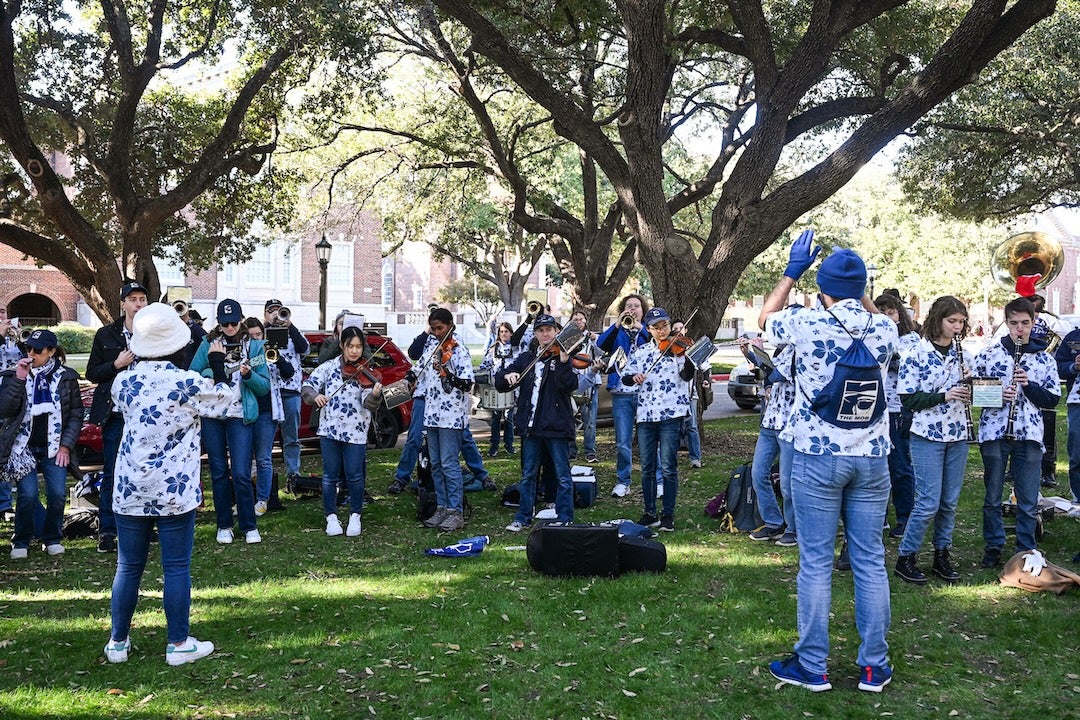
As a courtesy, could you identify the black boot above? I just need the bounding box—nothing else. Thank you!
[834,540,851,571]
[980,547,1003,569]
[894,554,928,585]
[932,547,960,584]
[267,472,286,512]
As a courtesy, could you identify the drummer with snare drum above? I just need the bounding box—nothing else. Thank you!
[478,322,518,457]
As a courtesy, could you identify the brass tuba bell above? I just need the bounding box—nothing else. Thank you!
[991,231,1064,291]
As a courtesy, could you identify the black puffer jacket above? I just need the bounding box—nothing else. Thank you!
[85,317,127,423]
[0,365,84,467]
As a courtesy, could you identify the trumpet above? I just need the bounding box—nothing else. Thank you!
[620,313,636,330]
[19,327,34,342]
[269,306,291,326]
[172,300,188,316]
[265,347,279,363]
[527,300,544,316]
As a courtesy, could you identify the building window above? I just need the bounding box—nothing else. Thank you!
[244,244,273,285]
[222,263,236,284]
[327,240,353,289]
[155,256,186,286]
[382,260,394,306]
[281,246,294,286]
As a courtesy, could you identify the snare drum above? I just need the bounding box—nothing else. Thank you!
[479,383,516,411]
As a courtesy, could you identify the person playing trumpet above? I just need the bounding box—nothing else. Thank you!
[263,300,310,493]
[244,317,296,516]
[596,294,650,497]
[0,306,25,372]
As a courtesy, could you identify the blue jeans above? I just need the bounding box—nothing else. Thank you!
[202,417,257,533]
[252,411,278,503]
[683,395,701,462]
[611,393,638,486]
[460,425,489,482]
[110,511,196,646]
[427,426,464,512]
[279,392,302,476]
[751,426,785,528]
[490,410,515,454]
[888,411,915,526]
[320,437,366,516]
[1067,404,1080,502]
[981,438,1040,552]
[514,436,574,524]
[777,439,796,531]
[638,418,681,519]
[394,397,425,483]
[581,389,599,457]
[12,444,67,548]
[900,435,968,555]
[0,471,11,512]
[791,451,891,676]
[99,414,124,538]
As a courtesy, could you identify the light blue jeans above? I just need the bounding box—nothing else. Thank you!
[899,435,968,555]
[279,392,302,476]
[981,438,1041,552]
[427,426,464,512]
[252,411,278,503]
[319,437,366,516]
[110,510,196,646]
[638,418,681,519]
[791,451,891,676]
[394,397,425,483]
[683,395,701,463]
[12,444,67,548]
[777,438,796,531]
[751,426,785,528]
[611,393,638,486]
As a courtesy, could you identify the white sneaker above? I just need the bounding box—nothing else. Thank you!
[104,638,129,663]
[10,547,27,560]
[44,543,65,556]
[165,636,215,666]
[245,529,262,544]
[216,528,233,545]
[254,500,267,517]
[346,513,362,537]
[325,515,343,536]
[656,483,664,499]
[611,483,629,498]
[505,520,526,533]
[691,459,702,468]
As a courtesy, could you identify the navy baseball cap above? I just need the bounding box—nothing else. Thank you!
[216,299,244,324]
[24,329,58,350]
[120,281,148,301]
[644,307,671,326]
[533,314,558,330]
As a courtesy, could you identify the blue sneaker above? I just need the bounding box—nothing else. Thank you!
[858,665,893,692]
[769,654,832,692]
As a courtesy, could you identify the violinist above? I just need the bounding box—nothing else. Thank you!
[302,326,383,538]
[596,294,650,498]
[418,307,476,532]
[496,314,579,531]
[479,322,518,457]
[621,308,696,532]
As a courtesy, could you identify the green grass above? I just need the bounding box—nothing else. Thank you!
[1,414,1078,719]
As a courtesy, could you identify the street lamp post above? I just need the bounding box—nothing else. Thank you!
[316,235,332,330]
[866,261,878,300]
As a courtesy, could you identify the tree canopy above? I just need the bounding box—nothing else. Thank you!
[897,0,1079,221]
[407,0,1057,336]
[0,0,374,320]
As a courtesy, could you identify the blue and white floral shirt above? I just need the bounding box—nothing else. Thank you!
[897,338,973,443]
[972,338,1059,448]
[111,361,235,516]
[761,344,795,432]
[885,331,920,413]
[302,359,374,445]
[768,300,898,457]
[623,343,691,423]
[421,340,474,430]
[0,338,22,372]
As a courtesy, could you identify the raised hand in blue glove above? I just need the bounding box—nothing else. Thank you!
[783,228,820,281]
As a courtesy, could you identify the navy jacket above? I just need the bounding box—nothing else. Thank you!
[85,317,128,424]
[494,348,577,439]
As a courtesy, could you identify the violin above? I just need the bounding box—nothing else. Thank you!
[657,335,693,356]
[438,337,459,375]
[342,360,382,387]
[570,352,594,369]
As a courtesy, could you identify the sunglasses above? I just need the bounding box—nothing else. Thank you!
[27,346,52,354]
[221,321,240,328]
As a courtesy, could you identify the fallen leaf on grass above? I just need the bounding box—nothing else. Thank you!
[289,658,309,665]
[137,694,154,706]
[106,688,123,695]
[628,668,647,677]
[621,689,636,697]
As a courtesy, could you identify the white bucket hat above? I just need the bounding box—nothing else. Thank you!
[129,302,190,359]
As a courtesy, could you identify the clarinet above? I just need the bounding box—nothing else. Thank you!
[952,334,976,443]
[1003,338,1024,441]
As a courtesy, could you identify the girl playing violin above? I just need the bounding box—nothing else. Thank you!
[622,308,696,532]
[301,326,384,538]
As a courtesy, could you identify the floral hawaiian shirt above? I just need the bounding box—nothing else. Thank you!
[897,337,973,443]
[624,343,691,423]
[302,359,374,445]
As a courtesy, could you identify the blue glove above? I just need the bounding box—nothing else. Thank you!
[783,228,820,281]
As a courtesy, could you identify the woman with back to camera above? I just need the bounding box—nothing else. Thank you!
[104,303,236,666]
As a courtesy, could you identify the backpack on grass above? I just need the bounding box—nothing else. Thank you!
[717,462,763,533]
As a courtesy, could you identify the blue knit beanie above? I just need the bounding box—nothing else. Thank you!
[816,249,866,300]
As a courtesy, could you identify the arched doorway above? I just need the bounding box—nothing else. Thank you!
[7,293,61,327]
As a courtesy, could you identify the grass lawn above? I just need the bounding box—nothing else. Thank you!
[1,413,1078,719]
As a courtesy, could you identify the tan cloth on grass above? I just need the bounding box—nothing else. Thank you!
[999,551,1080,594]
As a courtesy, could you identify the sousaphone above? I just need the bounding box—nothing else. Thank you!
[990,231,1064,291]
